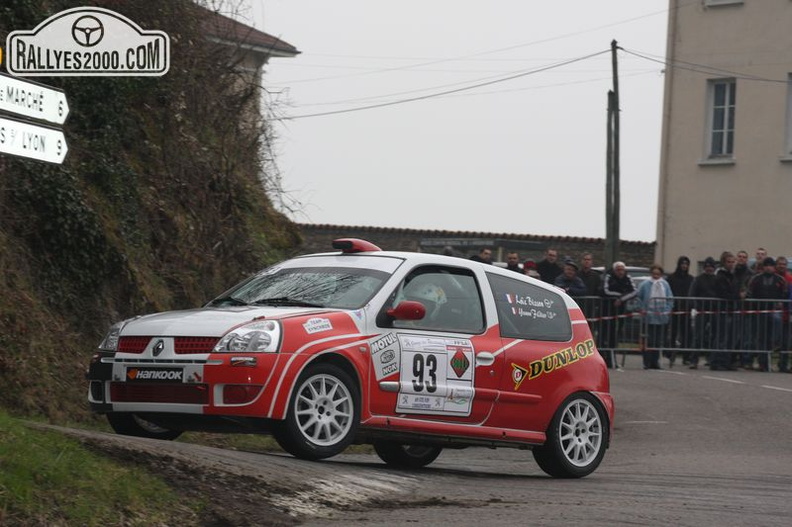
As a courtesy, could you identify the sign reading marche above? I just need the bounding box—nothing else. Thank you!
[0,73,70,125]
[0,75,70,165]
[0,116,68,164]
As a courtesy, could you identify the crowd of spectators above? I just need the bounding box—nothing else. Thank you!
[471,247,792,373]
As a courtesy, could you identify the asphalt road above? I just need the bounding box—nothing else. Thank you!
[305,353,792,526]
[53,353,792,526]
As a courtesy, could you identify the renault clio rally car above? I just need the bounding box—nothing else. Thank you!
[87,239,614,478]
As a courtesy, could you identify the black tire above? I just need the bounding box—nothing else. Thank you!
[373,441,442,469]
[106,413,182,441]
[532,392,608,478]
[273,363,360,460]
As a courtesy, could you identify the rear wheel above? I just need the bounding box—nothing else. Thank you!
[106,413,182,441]
[532,393,608,478]
[373,441,442,469]
[273,363,359,460]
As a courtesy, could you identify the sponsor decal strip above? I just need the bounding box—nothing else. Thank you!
[512,338,596,388]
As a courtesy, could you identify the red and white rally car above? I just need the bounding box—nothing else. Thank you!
[87,239,613,478]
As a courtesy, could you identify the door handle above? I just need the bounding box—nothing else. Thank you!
[476,352,495,367]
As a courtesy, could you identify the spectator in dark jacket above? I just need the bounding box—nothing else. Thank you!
[579,253,602,296]
[599,261,638,368]
[735,250,754,289]
[469,248,492,264]
[577,253,602,333]
[688,257,719,368]
[667,256,694,363]
[505,251,523,273]
[712,251,741,370]
[745,257,788,371]
[554,259,587,296]
[774,257,792,373]
[537,248,562,284]
[732,249,754,353]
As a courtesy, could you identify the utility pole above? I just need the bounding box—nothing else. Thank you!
[605,39,621,268]
[605,90,615,268]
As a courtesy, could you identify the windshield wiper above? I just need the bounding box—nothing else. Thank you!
[252,297,324,308]
[209,296,248,307]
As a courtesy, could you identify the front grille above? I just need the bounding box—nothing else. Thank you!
[110,382,209,404]
[118,336,150,354]
[174,337,218,354]
[116,336,219,355]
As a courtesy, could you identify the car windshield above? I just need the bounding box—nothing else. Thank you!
[208,266,391,309]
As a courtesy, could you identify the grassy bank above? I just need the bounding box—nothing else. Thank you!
[0,410,201,526]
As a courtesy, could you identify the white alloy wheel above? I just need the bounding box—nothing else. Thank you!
[532,392,608,478]
[274,363,360,460]
[294,372,355,446]
[557,398,603,467]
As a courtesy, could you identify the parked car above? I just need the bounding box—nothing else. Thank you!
[87,239,614,478]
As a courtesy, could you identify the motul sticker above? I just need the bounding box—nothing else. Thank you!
[126,367,183,382]
[370,332,400,380]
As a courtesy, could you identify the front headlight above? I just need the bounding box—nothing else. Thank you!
[97,317,139,352]
[97,321,124,352]
[213,320,281,353]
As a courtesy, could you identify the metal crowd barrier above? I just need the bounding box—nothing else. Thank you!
[575,296,792,372]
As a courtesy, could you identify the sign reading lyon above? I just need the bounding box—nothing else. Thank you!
[0,115,68,165]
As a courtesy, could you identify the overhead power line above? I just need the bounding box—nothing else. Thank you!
[620,47,789,84]
[272,6,672,86]
[277,49,611,121]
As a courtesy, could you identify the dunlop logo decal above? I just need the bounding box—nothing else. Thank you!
[511,363,530,390]
[526,339,596,383]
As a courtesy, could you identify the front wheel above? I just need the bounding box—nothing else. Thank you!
[373,441,442,469]
[106,413,182,441]
[273,363,359,460]
[532,393,608,478]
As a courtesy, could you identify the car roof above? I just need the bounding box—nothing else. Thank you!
[298,245,574,299]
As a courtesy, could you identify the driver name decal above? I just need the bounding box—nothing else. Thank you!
[504,293,557,320]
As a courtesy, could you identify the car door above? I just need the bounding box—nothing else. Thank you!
[367,264,502,424]
[484,272,598,431]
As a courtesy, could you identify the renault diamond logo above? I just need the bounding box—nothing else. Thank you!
[71,15,104,47]
[152,339,165,357]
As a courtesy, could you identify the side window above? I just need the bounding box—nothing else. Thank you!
[382,266,484,334]
[487,272,572,341]
[707,78,736,158]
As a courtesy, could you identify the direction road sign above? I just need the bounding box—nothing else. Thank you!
[0,115,68,164]
[0,72,70,125]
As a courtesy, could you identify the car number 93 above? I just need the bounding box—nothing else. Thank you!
[86,238,613,478]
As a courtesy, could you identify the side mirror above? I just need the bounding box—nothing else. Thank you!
[386,300,426,321]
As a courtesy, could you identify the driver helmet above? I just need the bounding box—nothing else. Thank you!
[406,283,447,317]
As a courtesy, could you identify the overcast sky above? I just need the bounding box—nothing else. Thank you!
[242,1,669,242]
